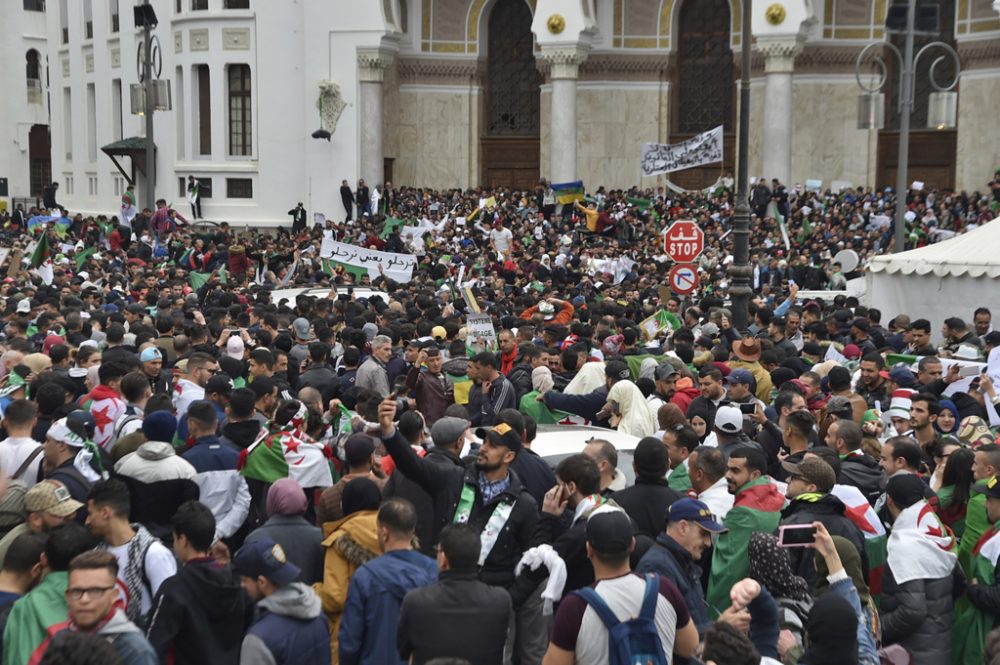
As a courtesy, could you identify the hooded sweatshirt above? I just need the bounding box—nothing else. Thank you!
[146,557,253,665]
[114,441,200,542]
[31,608,156,665]
[338,549,438,665]
[241,583,330,665]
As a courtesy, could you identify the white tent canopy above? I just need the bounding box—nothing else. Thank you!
[866,217,1000,325]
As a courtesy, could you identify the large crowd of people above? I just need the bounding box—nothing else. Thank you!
[0,173,996,664]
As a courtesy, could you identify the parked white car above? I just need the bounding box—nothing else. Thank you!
[530,424,641,488]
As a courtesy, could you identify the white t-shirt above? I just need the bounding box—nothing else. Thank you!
[490,227,513,252]
[106,537,177,617]
[0,437,43,487]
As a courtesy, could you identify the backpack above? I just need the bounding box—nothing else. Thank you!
[573,573,667,665]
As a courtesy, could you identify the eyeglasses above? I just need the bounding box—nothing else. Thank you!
[66,586,115,600]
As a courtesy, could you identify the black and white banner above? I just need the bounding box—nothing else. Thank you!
[640,126,724,176]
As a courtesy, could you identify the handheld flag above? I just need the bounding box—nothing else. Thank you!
[551,180,585,204]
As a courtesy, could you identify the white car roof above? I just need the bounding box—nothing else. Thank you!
[530,424,641,458]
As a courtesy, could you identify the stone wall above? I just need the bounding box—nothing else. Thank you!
[393,87,481,189]
[955,72,1000,193]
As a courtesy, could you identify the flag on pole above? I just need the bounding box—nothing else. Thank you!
[551,180,585,204]
[27,216,51,235]
[380,216,407,239]
[189,271,212,291]
[627,197,653,210]
[53,216,71,239]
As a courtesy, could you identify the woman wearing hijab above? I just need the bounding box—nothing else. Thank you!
[519,366,573,425]
[685,398,715,443]
[936,399,960,435]
[604,379,657,438]
[813,532,879,652]
[563,361,605,395]
[748,532,813,660]
[801,523,879,665]
[245,477,324,584]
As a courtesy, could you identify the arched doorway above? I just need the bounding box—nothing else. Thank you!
[480,0,539,189]
[671,0,735,189]
[876,0,957,190]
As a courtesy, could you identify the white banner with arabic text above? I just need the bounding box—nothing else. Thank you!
[640,126,724,176]
[321,240,417,282]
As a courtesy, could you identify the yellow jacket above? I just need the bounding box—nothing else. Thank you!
[728,359,774,404]
[313,510,379,664]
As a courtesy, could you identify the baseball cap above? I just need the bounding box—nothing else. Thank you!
[344,433,376,466]
[431,326,447,341]
[206,374,235,397]
[430,416,469,447]
[666,498,727,532]
[139,347,162,363]
[232,539,300,585]
[781,457,836,493]
[982,475,1000,500]
[825,395,854,418]
[984,331,1000,348]
[801,341,823,358]
[585,510,634,555]
[886,473,928,509]
[15,299,30,314]
[475,422,522,454]
[25,480,84,518]
[726,369,754,386]
[605,360,631,382]
[714,405,743,435]
[887,366,916,388]
[654,364,678,381]
[538,301,556,320]
[226,335,245,360]
[292,318,310,342]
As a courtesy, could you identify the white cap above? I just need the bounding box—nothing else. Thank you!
[226,335,245,360]
[16,300,31,314]
[714,405,744,435]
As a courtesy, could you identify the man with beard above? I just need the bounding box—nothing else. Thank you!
[377,397,538,649]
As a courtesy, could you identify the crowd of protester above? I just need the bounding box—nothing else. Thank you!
[0,175,996,664]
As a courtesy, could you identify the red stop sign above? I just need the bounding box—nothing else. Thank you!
[663,220,704,263]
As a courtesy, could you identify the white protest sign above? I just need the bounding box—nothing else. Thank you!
[324,240,417,283]
[465,314,498,354]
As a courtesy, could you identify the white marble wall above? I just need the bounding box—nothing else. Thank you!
[790,79,876,189]
[956,73,1000,193]
[542,84,667,189]
[392,87,480,189]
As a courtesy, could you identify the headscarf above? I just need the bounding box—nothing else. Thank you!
[685,397,715,437]
[266,477,308,517]
[813,535,870,606]
[747,532,811,602]
[657,402,686,430]
[957,415,994,447]
[607,380,657,438]
[22,353,52,375]
[638,357,658,381]
[799,593,859,665]
[565,361,606,395]
[531,366,554,393]
[936,399,959,434]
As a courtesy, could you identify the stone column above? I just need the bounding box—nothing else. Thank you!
[757,39,802,185]
[539,47,587,183]
[357,50,393,187]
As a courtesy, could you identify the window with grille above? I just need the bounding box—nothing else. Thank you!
[486,0,539,137]
[226,178,252,199]
[23,0,46,11]
[675,0,733,134]
[228,65,252,156]
[224,0,250,8]
[192,0,208,10]
[26,50,41,101]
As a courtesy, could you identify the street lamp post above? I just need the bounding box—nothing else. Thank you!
[728,0,753,332]
[854,0,960,253]
[142,0,154,211]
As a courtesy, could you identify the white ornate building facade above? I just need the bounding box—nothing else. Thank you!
[2,0,999,224]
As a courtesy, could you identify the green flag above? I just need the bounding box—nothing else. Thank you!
[218,265,228,285]
[74,246,96,270]
[30,233,50,268]
[322,259,368,282]
[627,197,653,210]
[190,271,211,291]
[380,216,406,239]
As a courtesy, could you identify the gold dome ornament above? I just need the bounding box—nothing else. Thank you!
[765,3,787,25]
[547,13,565,34]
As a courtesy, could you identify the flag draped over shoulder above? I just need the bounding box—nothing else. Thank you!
[239,404,333,488]
[551,180,585,204]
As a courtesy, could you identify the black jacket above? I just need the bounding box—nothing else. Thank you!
[509,447,557,508]
[838,452,886,506]
[397,570,512,665]
[506,362,533,403]
[612,477,683,539]
[382,446,464,556]
[780,493,868,587]
[219,419,263,450]
[880,559,965,663]
[297,365,340,403]
[380,427,538,605]
[146,557,254,665]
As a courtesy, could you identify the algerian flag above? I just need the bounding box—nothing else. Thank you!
[954,524,1000,665]
[380,216,407,239]
[30,232,53,285]
[239,427,333,488]
[334,404,353,437]
[655,310,682,331]
[321,259,367,282]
